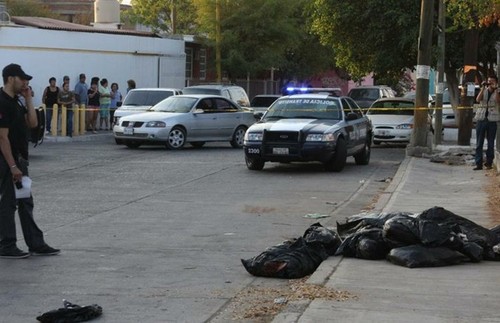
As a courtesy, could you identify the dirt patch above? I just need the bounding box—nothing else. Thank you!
[485,169,500,223]
[226,278,357,321]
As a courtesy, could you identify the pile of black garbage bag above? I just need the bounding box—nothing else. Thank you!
[241,207,500,278]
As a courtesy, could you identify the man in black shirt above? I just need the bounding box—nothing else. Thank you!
[0,64,60,258]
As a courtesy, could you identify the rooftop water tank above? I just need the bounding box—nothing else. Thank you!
[94,0,120,24]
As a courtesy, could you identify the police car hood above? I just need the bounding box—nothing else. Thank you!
[252,118,342,132]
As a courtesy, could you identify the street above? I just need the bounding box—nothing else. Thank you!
[2,135,405,322]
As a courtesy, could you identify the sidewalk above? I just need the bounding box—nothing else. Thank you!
[42,130,113,143]
[274,146,500,323]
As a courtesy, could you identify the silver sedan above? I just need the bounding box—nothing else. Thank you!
[113,94,255,149]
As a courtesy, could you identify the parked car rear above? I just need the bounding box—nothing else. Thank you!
[250,94,281,120]
[113,88,182,125]
[183,84,250,108]
[348,86,395,110]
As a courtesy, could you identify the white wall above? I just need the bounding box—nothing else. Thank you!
[0,26,185,105]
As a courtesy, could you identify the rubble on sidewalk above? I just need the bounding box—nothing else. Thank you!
[425,147,476,165]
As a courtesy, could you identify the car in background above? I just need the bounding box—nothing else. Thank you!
[250,94,281,120]
[113,88,182,125]
[243,93,372,172]
[431,88,455,130]
[348,85,395,110]
[183,84,250,108]
[366,98,415,145]
[431,86,480,130]
[403,91,434,106]
[113,94,255,149]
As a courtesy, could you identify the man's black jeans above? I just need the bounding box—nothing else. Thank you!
[0,157,45,250]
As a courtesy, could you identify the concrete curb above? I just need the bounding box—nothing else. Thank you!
[272,157,414,323]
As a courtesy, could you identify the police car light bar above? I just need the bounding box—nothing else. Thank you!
[285,87,342,96]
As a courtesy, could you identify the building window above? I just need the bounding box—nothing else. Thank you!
[199,48,206,81]
[185,47,193,79]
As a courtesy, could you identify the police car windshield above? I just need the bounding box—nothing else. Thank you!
[264,98,341,120]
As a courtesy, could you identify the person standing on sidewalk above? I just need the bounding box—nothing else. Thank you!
[74,73,88,107]
[41,77,59,134]
[57,82,76,137]
[98,78,111,130]
[0,64,60,258]
[87,81,100,133]
[474,75,500,170]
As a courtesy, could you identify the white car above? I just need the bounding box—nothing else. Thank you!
[431,88,456,130]
[113,88,182,125]
[366,98,415,145]
[113,94,255,149]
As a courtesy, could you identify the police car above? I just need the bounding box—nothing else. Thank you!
[243,91,372,172]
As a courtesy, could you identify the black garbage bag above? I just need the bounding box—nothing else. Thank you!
[418,220,455,247]
[491,224,500,244]
[460,242,484,262]
[36,300,102,323]
[382,215,420,247]
[387,245,468,268]
[337,212,411,239]
[335,228,390,260]
[241,237,329,279]
[417,207,497,248]
[303,222,341,256]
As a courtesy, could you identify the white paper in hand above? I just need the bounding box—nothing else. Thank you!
[14,176,32,199]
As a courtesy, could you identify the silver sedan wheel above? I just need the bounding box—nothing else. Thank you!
[230,126,247,148]
[166,127,186,150]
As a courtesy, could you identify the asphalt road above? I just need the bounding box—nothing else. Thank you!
[2,135,405,322]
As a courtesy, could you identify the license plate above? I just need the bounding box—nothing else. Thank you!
[123,127,134,135]
[273,147,289,155]
[376,130,387,136]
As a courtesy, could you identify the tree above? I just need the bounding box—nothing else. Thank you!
[5,0,58,18]
[309,0,421,87]
[191,0,335,81]
[128,0,198,34]
[309,0,500,90]
[193,0,304,79]
[445,0,499,145]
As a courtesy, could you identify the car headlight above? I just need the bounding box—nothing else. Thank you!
[396,124,413,129]
[244,132,263,141]
[306,133,335,142]
[145,121,166,128]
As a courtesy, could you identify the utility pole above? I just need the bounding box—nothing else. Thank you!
[408,0,434,156]
[171,0,177,34]
[215,0,222,83]
[457,29,479,146]
[496,42,500,163]
[434,0,445,145]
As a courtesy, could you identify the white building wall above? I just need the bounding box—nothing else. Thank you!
[0,26,185,106]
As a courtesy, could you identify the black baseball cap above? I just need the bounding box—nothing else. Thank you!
[2,63,33,80]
